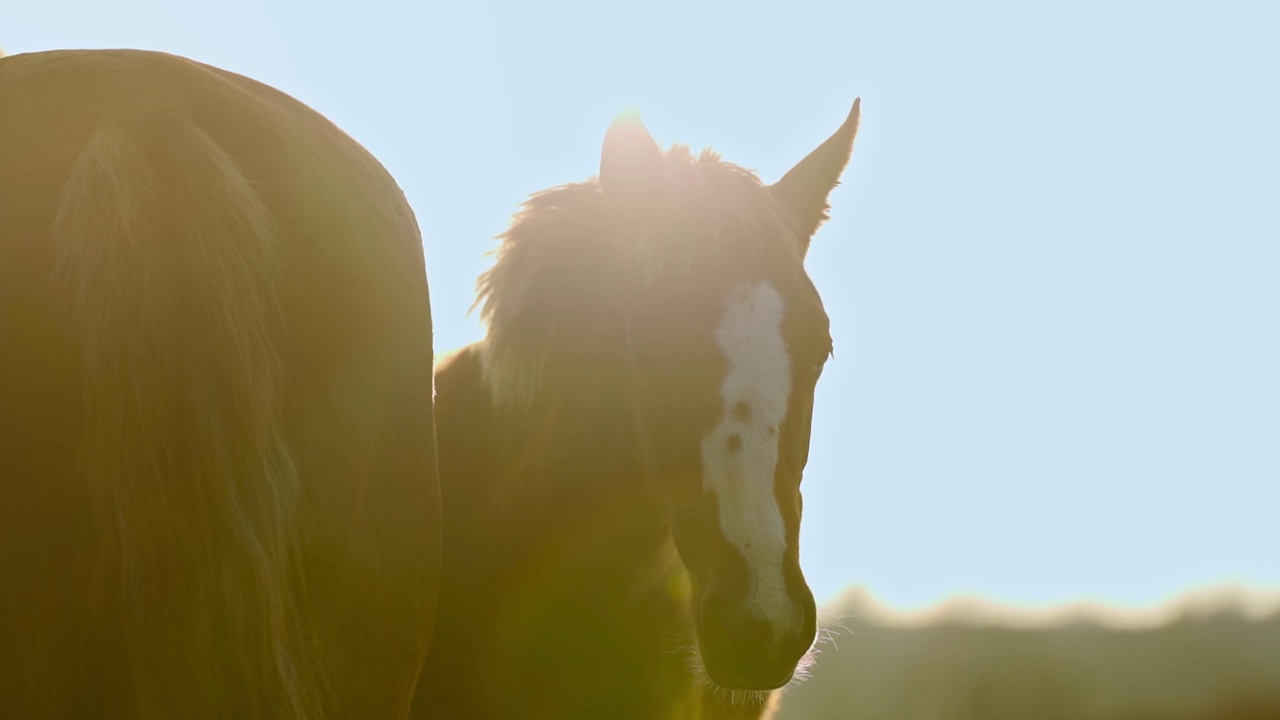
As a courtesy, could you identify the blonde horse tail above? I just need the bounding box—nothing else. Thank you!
[53,116,317,718]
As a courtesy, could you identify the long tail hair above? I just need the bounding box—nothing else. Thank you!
[53,115,318,718]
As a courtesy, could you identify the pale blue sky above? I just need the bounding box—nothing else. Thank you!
[7,1,1276,609]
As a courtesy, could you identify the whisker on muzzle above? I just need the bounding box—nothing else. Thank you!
[670,634,822,706]
[814,609,858,652]
[776,611,857,696]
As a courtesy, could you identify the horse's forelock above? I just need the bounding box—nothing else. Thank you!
[476,149,802,408]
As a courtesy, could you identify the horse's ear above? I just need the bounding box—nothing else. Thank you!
[600,107,665,208]
[771,98,861,254]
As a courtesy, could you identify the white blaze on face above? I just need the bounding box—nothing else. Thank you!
[701,280,795,628]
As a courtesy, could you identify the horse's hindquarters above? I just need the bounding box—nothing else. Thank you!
[0,49,440,718]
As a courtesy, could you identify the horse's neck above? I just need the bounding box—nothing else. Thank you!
[436,345,669,583]
[427,345,694,719]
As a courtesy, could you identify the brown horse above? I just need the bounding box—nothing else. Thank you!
[0,49,440,718]
[411,102,861,718]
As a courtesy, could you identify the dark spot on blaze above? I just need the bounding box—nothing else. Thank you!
[726,434,743,453]
[767,425,779,436]
[731,401,752,422]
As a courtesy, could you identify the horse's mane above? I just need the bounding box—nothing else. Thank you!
[476,144,803,408]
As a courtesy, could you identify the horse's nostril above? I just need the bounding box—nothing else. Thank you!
[696,593,813,691]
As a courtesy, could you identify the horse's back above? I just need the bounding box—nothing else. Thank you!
[0,49,440,718]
